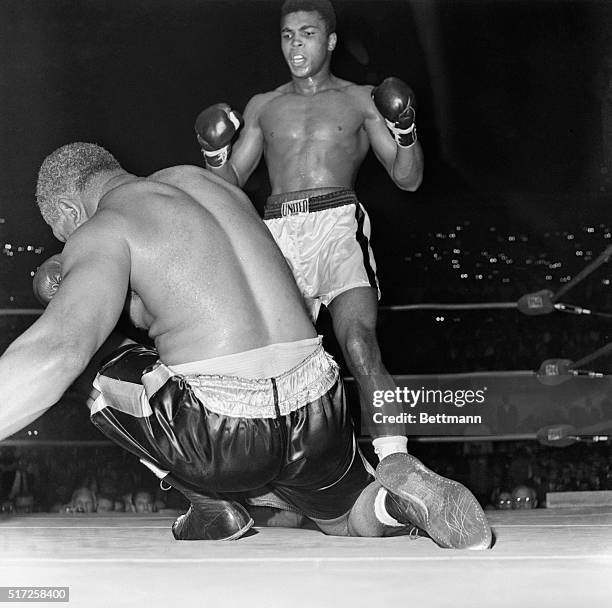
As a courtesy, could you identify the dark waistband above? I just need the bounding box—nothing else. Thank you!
[264,189,357,219]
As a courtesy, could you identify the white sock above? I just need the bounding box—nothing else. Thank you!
[372,435,408,461]
[374,488,403,527]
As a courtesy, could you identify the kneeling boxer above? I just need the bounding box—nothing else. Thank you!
[0,143,491,548]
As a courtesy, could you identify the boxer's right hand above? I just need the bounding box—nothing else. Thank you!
[32,254,62,306]
[372,77,417,148]
[194,103,243,168]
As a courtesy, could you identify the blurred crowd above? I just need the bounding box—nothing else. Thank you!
[372,310,611,375]
[412,440,612,512]
[2,440,611,515]
[0,445,187,515]
[391,221,612,306]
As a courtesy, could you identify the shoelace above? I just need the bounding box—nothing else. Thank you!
[408,525,423,540]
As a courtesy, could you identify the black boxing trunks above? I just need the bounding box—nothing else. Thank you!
[263,189,380,321]
[89,342,372,520]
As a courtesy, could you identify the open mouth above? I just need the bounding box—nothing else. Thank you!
[291,54,306,67]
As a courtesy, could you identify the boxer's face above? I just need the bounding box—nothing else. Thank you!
[281,11,336,79]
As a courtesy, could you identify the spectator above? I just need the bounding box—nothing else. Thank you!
[511,485,538,509]
[96,495,114,513]
[13,494,34,514]
[494,490,513,510]
[70,487,96,513]
[132,490,154,514]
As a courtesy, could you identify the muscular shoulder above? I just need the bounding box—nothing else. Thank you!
[342,82,375,105]
[244,90,284,120]
[101,180,158,207]
[339,82,381,124]
[65,203,129,263]
[104,167,206,200]
[270,79,300,94]
[148,164,206,184]
[97,180,175,222]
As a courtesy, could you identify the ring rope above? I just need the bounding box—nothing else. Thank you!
[0,301,609,316]
[551,243,612,303]
[0,304,520,315]
[571,341,612,371]
[0,308,44,315]
[0,435,538,447]
[382,302,517,312]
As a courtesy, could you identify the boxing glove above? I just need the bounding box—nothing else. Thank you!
[32,254,62,306]
[194,103,243,168]
[372,77,417,148]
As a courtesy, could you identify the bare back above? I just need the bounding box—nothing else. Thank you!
[99,166,315,364]
[257,79,373,193]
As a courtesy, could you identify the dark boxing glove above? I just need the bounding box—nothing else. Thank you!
[194,103,243,168]
[32,254,62,306]
[372,77,417,148]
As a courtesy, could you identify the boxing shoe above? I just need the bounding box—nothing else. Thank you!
[376,453,492,549]
[166,477,253,541]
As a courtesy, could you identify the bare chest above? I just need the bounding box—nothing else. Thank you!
[260,91,365,143]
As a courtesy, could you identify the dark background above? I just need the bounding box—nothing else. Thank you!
[1,0,612,439]
[1,0,611,301]
[1,0,611,293]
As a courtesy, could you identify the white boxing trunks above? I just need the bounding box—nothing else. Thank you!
[263,189,380,321]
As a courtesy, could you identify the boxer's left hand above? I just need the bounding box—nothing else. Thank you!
[32,254,62,306]
[372,77,417,148]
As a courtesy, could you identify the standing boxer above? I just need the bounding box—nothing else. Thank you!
[0,143,490,548]
[195,0,424,465]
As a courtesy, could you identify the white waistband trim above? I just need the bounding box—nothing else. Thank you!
[147,344,339,418]
[170,336,321,379]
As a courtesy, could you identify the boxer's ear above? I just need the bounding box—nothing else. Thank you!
[58,198,83,223]
[328,32,337,52]
[54,198,85,241]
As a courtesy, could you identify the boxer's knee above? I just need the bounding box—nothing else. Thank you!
[311,511,351,536]
[346,481,390,537]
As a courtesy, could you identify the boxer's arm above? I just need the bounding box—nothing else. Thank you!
[363,87,424,192]
[223,94,267,188]
[200,94,267,188]
[0,223,130,440]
